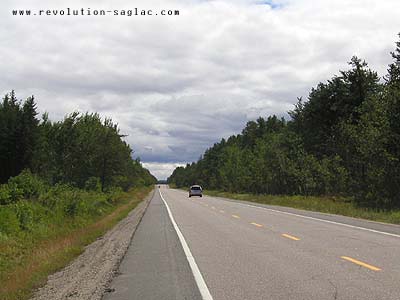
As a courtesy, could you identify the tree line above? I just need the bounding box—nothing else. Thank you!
[0,93,156,192]
[168,35,400,209]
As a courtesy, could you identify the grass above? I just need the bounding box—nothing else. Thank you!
[0,186,153,300]
[203,190,400,225]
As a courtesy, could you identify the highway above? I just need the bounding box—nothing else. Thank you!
[104,185,400,300]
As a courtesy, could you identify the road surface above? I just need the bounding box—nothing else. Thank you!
[104,185,400,300]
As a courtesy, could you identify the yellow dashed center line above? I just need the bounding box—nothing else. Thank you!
[282,233,300,241]
[192,199,383,274]
[341,256,381,271]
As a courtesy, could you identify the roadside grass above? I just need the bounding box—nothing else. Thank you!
[0,186,153,300]
[203,190,400,225]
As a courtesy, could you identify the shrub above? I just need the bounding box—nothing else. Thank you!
[7,170,46,201]
[0,207,20,235]
[112,176,131,191]
[2,183,24,204]
[0,185,12,205]
[38,183,71,208]
[13,201,35,231]
[105,187,124,204]
[65,198,79,217]
[84,177,101,192]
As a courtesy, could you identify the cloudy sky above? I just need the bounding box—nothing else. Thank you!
[1,0,400,179]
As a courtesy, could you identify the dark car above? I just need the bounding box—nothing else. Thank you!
[189,185,203,197]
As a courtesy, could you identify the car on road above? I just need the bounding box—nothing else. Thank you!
[189,185,203,197]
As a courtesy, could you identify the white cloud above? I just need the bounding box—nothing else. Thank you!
[1,0,400,178]
[142,162,186,180]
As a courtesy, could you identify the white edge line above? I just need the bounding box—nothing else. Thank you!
[175,190,400,239]
[235,202,400,239]
[159,189,214,300]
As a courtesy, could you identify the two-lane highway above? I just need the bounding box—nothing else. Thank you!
[105,186,400,300]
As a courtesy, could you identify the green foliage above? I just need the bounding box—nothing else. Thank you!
[289,57,381,157]
[7,170,46,200]
[169,34,400,209]
[0,91,156,240]
[0,92,156,192]
[0,92,39,183]
[0,170,47,205]
[0,183,24,205]
[84,177,102,192]
[0,186,151,300]
[205,190,400,224]
[0,207,20,235]
[13,201,35,231]
[0,87,156,300]
[0,185,13,205]
[30,112,156,191]
[0,181,133,238]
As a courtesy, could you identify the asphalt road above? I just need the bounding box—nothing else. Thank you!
[105,185,400,300]
[103,190,202,300]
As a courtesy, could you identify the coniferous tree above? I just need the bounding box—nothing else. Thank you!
[168,35,400,208]
[0,91,39,183]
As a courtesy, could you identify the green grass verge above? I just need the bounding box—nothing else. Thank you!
[0,186,153,300]
[202,190,400,225]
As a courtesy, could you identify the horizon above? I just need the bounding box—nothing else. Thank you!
[2,0,400,180]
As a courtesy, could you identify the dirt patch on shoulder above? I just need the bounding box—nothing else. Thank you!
[31,190,154,300]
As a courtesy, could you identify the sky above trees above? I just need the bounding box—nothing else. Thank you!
[1,0,400,179]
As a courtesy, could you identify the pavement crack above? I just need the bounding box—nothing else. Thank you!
[327,279,338,300]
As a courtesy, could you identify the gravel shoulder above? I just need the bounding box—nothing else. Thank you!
[31,189,154,300]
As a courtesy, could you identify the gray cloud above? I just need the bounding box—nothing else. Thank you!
[1,0,400,179]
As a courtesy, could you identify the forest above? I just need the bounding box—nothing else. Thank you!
[0,93,155,189]
[0,94,156,236]
[0,92,156,299]
[168,35,400,209]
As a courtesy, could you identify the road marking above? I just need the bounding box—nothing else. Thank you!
[251,222,263,228]
[341,256,381,271]
[232,214,240,219]
[282,234,300,241]
[159,190,214,300]
[229,202,400,239]
[178,189,400,238]
[219,210,225,213]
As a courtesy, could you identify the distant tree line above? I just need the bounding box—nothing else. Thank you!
[0,93,156,191]
[168,35,400,209]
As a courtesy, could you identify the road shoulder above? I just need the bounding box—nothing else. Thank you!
[103,189,202,300]
[31,189,154,300]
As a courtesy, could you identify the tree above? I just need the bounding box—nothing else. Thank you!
[0,91,39,183]
[169,36,400,208]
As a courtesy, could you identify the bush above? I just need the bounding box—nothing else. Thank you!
[7,170,46,201]
[104,187,124,204]
[0,185,12,205]
[0,183,24,204]
[0,207,20,235]
[0,172,128,235]
[84,177,101,192]
[65,197,80,217]
[112,176,131,191]
[13,201,35,231]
